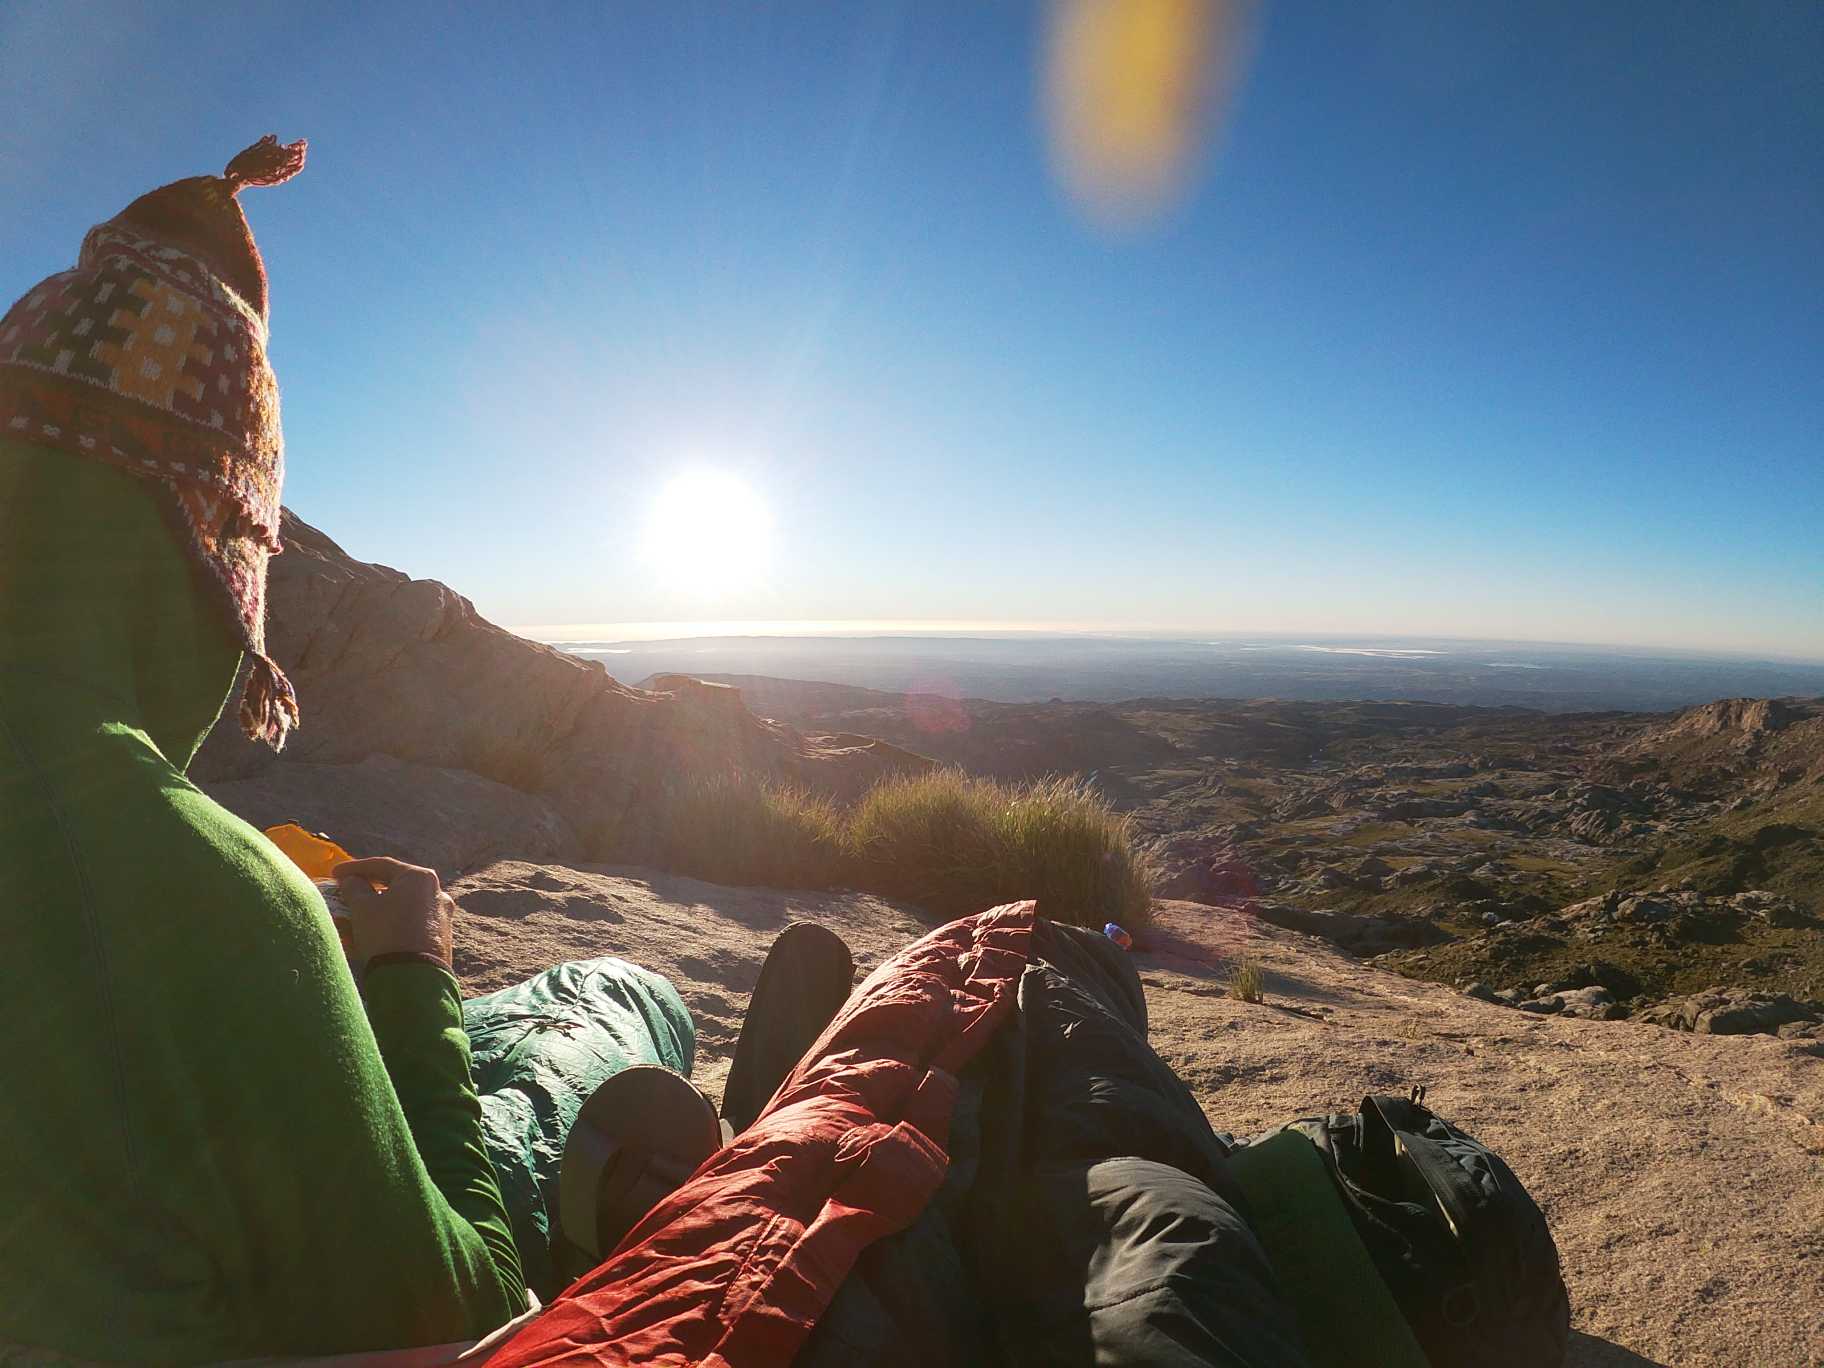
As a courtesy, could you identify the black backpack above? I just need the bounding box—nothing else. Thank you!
[1257,1088,1569,1368]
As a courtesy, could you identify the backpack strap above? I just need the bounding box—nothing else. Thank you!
[1363,1093,1500,1332]
[1362,1091,1427,1140]
[1227,1131,1433,1368]
[1394,1130,1500,1329]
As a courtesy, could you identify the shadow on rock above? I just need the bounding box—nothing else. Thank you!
[1566,1331,1672,1367]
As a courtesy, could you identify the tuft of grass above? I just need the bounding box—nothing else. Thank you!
[649,767,1156,931]
[1227,956,1266,1004]
[651,773,847,890]
[845,768,1012,914]
[849,770,1157,930]
[996,775,1160,933]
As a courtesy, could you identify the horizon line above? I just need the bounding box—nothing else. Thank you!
[506,620,1824,667]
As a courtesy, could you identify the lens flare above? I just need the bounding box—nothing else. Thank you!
[1042,0,1255,228]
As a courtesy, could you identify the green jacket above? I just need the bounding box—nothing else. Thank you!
[0,440,526,1363]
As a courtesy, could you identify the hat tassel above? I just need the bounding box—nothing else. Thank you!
[240,652,301,751]
[224,135,308,192]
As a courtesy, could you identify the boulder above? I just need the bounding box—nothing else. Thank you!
[1568,809,1619,843]
[1639,989,1823,1037]
[1615,893,1682,926]
[1556,986,1622,1021]
[1728,890,1813,928]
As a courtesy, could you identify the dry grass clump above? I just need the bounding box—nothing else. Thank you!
[1396,1014,1431,1041]
[651,767,1156,931]
[651,773,847,890]
[1227,956,1266,1004]
[843,767,1010,914]
[991,774,1158,931]
[850,770,1156,930]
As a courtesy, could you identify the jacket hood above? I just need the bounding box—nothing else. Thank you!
[0,438,241,773]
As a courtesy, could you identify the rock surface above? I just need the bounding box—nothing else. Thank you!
[1639,988,1823,1037]
[450,860,932,1106]
[447,868,1824,1367]
[207,755,576,878]
[198,513,929,869]
[1552,985,1621,1020]
[1658,696,1798,741]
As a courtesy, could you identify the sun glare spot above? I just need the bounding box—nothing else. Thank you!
[641,470,772,596]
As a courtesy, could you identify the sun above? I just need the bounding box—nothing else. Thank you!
[641,470,773,596]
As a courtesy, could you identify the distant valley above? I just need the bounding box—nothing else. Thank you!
[645,672,1824,1023]
[553,633,1824,714]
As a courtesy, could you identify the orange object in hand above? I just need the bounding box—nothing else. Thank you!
[264,822,360,958]
[263,822,355,880]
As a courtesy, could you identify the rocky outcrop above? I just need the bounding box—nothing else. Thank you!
[1519,985,1622,1020]
[196,512,928,868]
[1665,697,1798,740]
[1639,988,1824,1038]
[1607,695,1824,795]
[1551,887,1815,942]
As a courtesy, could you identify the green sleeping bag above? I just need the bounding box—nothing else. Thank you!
[465,957,696,1298]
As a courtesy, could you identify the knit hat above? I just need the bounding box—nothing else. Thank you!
[0,135,307,749]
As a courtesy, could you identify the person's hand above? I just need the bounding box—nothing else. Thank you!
[333,857,455,969]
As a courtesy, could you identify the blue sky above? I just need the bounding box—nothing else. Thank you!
[4,2,1820,657]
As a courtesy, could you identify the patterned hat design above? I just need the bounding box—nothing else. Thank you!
[0,135,307,749]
